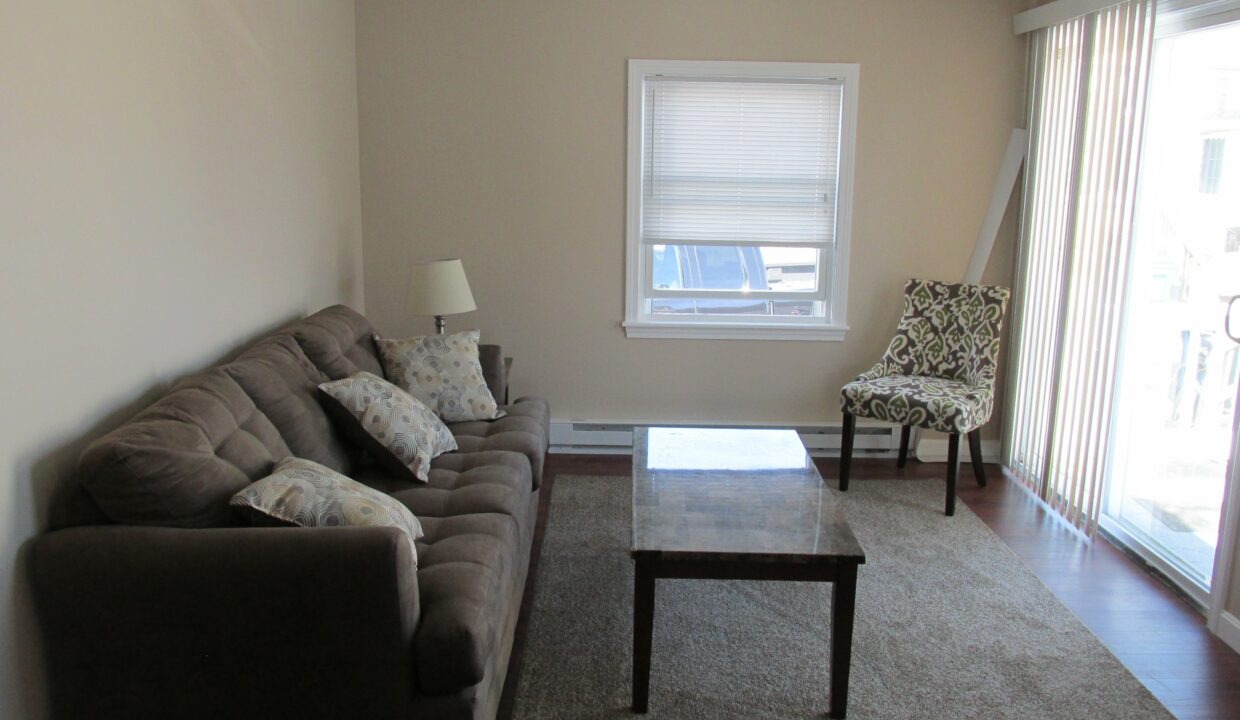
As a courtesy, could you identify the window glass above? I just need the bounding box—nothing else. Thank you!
[625,60,857,339]
[1199,137,1224,194]
[695,246,746,290]
[651,245,682,290]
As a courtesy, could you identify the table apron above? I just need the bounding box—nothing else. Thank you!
[636,556,859,583]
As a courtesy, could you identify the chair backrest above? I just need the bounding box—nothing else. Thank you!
[875,279,1011,387]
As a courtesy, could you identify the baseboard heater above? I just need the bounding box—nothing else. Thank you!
[549,420,898,457]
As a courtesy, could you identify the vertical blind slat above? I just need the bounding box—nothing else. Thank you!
[1078,5,1125,531]
[1005,0,1154,535]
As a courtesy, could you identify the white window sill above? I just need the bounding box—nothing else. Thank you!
[623,320,848,341]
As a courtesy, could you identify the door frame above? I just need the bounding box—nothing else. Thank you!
[1206,365,1240,647]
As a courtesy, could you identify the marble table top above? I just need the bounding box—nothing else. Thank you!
[631,427,866,563]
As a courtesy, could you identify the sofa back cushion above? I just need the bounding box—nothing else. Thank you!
[79,369,291,528]
[72,306,383,529]
[224,334,357,474]
[290,305,514,405]
[290,305,384,380]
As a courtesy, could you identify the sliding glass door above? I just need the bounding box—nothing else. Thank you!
[1104,17,1240,601]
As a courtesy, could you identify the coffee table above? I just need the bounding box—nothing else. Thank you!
[630,427,866,718]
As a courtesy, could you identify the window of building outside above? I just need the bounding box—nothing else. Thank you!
[1200,137,1225,193]
[624,59,859,341]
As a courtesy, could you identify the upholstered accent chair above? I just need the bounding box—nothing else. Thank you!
[839,279,1011,515]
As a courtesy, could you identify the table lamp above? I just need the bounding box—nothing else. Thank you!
[410,258,476,334]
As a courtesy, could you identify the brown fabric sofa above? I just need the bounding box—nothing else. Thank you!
[29,305,548,720]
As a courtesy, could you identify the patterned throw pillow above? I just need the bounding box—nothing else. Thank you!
[373,330,506,422]
[318,371,457,483]
[230,457,423,564]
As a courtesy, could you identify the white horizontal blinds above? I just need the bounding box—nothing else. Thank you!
[1005,0,1154,535]
[642,76,843,248]
[1007,18,1089,499]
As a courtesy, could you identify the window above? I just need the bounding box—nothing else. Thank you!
[624,60,859,340]
[1199,137,1224,194]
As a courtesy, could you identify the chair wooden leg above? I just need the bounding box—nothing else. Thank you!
[967,429,987,487]
[840,413,856,492]
[897,425,912,469]
[945,433,960,516]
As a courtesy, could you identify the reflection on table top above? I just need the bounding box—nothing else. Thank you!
[632,427,865,562]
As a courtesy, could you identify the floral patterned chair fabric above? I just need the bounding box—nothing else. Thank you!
[841,279,1010,433]
[838,279,1010,515]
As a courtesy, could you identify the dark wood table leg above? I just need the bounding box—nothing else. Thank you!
[632,556,656,713]
[829,563,858,719]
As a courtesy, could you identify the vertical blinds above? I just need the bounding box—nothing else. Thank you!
[1005,0,1155,535]
[641,77,843,247]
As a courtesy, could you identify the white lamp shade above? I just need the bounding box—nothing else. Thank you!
[409,259,477,316]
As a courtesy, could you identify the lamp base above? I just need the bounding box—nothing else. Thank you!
[433,315,447,335]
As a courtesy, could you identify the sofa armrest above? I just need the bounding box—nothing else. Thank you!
[31,525,421,719]
[478,343,508,405]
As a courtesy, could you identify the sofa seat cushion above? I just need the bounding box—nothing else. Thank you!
[351,449,531,504]
[448,397,549,488]
[390,450,532,536]
[79,369,291,528]
[410,512,518,695]
[383,450,532,695]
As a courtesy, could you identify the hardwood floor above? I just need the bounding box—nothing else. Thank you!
[498,453,1240,720]
[945,461,1240,720]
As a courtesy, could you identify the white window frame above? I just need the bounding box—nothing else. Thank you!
[623,59,859,341]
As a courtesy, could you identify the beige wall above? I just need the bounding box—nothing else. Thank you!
[355,0,1027,431]
[0,2,362,717]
